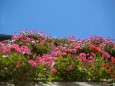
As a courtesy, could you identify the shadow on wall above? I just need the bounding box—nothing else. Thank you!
[0,34,12,41]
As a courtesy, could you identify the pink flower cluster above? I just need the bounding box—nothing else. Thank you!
[1,44,30,55]
[51,67,57,73]
[20,45,31,54]
[28,60,37,68]
[66,65,73,71]
[79,53,87,62]
[1,30,115,80]
[102,51,110,58]
[39,54,54,66]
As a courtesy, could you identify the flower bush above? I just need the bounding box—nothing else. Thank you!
[0,30,115,83]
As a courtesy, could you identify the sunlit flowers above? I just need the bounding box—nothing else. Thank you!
[0,30,115,82]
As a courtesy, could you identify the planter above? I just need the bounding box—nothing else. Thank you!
[0,30,115,86]
[0,81,110,86]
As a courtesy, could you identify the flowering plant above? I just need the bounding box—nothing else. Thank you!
[0,30,115,83]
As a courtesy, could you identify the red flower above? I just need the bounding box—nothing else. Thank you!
[109,66,114,71]
[111,57,115,64]
[90,45,101,52]
[110,73,115,78]
[102,64,109,69]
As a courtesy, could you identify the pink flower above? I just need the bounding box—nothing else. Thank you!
[57,51,62,56]
[0,42,3,46]
[79,53,87,62]
[102,51,110,58]
[66,48,74,53]
[26,37,31,42]
[46,59,54,65]
[88,56,94,64]
[51,67,57,73]
[28,60,37,68]
[65,48,77,53]
[9,44,21,52]
[48,36,53,39]
[75,45,81,50]
[62,52,67,56]
[20,45,30,54]
[72,54,77,58]
[39,58,44,65]
[68,36,76,40]
[42,54,53,60]
[2,40,9,45]
[42,54,54,65]
[54,47,59,51]
[51,51,62,56]
[51,51,57,56]
[11,44,19,48]
[70,42,81,50]
[15,35,23,40]
[91,52,96,57]
[2,46,10,54]
[66,65,72,71]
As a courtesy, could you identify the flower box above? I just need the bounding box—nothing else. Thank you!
[0,30,115,85]
[0,81,111,86]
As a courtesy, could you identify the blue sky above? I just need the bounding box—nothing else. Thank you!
[0,0,115,39]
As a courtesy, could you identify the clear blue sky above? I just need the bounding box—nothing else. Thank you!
[0,0,115,39]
